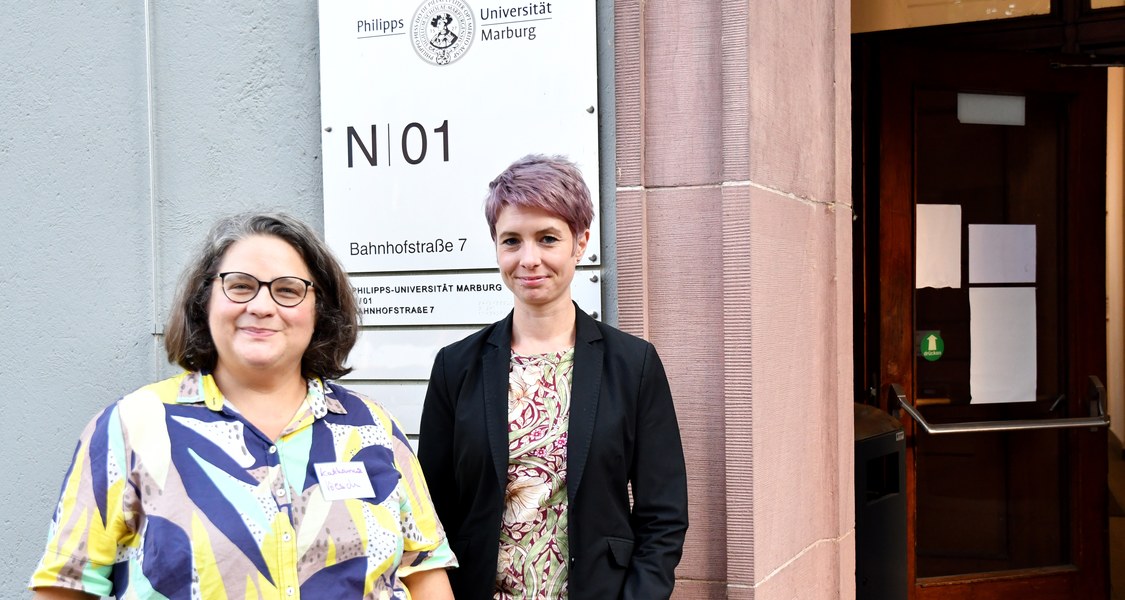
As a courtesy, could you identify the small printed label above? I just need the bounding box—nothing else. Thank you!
[314,461,377,501]
[918,330,945,362]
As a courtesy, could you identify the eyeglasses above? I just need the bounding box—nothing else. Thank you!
[213,272,315,307]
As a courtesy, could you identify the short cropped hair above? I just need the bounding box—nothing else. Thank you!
[164,212,359,379]
[484,154,594,240]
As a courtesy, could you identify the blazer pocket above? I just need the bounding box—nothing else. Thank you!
[606,537,635,568]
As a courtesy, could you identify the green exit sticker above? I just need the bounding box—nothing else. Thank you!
[920,331,944,361]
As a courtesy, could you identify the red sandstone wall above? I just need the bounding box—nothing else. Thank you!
[614,1,855,598]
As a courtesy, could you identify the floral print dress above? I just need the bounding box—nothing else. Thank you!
[495,348,574,599]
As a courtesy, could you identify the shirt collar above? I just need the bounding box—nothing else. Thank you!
[309,377,349,417]
[176,371,347,417]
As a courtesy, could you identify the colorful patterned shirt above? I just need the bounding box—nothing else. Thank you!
[29,371,455,599]
[495,349,574,599]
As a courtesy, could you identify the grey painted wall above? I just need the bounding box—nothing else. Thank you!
[1,2,613,596]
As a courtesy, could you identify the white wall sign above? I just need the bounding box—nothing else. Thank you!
[352,270,603,326]
[317,0,601,274]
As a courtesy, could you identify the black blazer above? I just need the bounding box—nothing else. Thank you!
[418,306,688,600]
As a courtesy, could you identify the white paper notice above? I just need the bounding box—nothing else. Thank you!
[916,204,962,289]
[315,462,377,501]
[969,287,1037,404]
[969,224,1036,283]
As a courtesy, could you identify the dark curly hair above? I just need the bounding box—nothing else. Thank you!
[164,212,359,379]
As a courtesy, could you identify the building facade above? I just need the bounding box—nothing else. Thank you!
[15,1,1122,599]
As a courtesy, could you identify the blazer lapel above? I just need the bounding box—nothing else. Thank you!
[567,307,603,504]
[483,312,515,487]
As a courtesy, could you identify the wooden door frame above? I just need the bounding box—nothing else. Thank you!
[857,44,1109,599]
[854,1,1125,58]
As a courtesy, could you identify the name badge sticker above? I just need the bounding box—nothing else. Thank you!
[314,461,377,501]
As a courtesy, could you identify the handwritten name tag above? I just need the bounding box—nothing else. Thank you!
[314,461,377,501]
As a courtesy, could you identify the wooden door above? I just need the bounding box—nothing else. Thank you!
[872,46,1109,599]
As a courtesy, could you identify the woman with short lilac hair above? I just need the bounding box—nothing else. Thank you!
[420,154,689,599]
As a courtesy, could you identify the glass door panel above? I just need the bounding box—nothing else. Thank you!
[913,88,1069,577]
[871,44,1109,598]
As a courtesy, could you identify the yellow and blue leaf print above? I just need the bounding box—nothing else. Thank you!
[30,372,456,599]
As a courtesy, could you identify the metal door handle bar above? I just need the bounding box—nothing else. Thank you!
[891,376,1109,435]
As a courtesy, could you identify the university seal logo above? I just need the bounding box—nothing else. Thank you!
[411,0,475,66]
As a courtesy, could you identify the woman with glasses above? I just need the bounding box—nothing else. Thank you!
[30,213,455,600]
[418,155,689,599]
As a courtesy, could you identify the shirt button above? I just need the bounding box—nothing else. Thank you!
[286,586,294,596]
[269,446,278,454]
[276,488,287,497]
[282,532,292,542]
